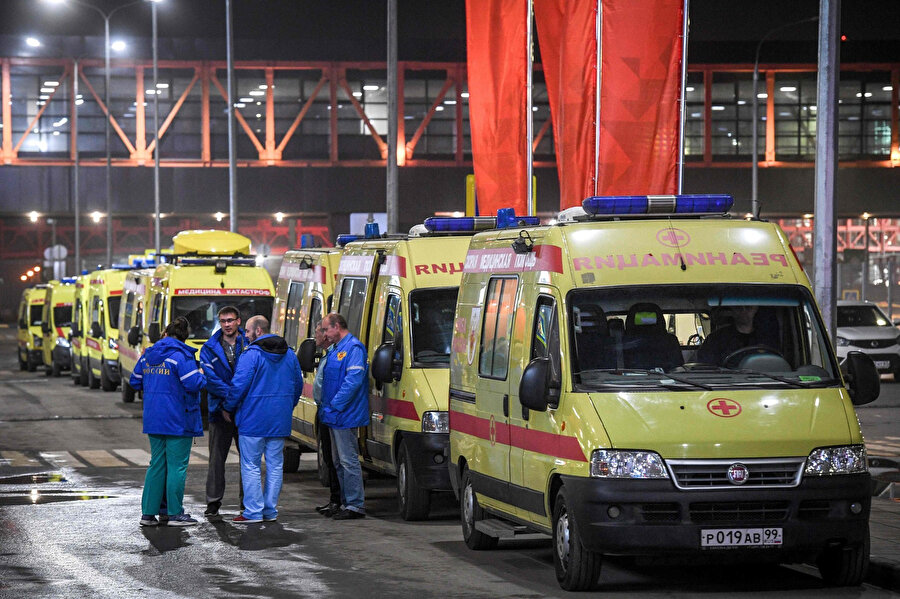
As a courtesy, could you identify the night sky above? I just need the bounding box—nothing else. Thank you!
[1,0,898,64]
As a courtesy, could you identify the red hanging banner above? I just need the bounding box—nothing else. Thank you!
[536,0,684,208]
[465,0,529,215]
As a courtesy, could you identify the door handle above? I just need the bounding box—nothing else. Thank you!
[502,394,509,418]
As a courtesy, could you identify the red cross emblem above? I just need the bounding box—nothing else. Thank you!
[489,415,497,446]
[707,398,741,418]
[656,227,691,248]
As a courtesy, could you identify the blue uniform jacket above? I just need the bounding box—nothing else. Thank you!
[223,334,302,437]
[320,332,370,430]
[130,336,206,437]
[200,328,249,422]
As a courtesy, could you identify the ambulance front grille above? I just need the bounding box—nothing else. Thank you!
[689,501,790,523]
[667,458,805,490]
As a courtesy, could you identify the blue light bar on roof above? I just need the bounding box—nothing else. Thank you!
[61,277,77,284]
[336,234,361,246]
[582,194,734,216]
[423,213,540,233]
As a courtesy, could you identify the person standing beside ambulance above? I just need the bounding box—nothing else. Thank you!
[320,312,370,520]
[200,305,249,517]
[312,321,342,517]
[132,317,206,527]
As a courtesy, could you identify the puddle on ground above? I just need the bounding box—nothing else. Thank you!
[0,473,69,485]
[0,492,114,506]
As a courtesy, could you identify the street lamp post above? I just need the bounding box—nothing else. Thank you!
[45,0,150,266]
[751,16,818,218]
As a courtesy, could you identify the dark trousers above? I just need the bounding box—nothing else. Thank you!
[317,415,341,505]
[206,418,242,506]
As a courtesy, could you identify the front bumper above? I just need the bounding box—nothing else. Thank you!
[402,432,451,491]
[837,347,900,373]
[51,345,71,369]
[104,359,121,383]
[561,473,870,560]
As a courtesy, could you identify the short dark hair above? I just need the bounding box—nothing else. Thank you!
[165,317,190,342]
[326,312,348,331]
[217,305,240,320]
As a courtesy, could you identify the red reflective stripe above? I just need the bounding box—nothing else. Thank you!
[109,290,123,296]
[369,394,419,422]
[55,327,63,338]
[86,339,102,351]
[118,347,140,361]
[450,409,587,462]
[54,302,72,307]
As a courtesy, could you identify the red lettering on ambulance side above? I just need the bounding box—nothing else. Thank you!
[415,264,430,275]
[661,253,683,266]
[770,254,788,267]
[751,253,769,265]
[707,252,727,265]
[684,253,707,266]
[573,257,591,271]
[431,263,447,274]
[595,255,615,269]
[641,254,661,267]
[731,252,751,265]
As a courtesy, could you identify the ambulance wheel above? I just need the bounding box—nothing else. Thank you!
[51,360,62,377]
[27,356,37,372]
[398,441,430,521]
[121,379,136,403]
[283,445,301,473]
[316,435,332,488]
[88,365,100,389]
[552,486,602,591]
[100,364,116,392]
[45,364,53,376]
[460,467,497,550]
[18,353,27,371]
[817,526,869,586]
[79,358,89,386]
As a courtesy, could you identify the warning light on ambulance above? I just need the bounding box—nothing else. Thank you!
[581,194,734,216]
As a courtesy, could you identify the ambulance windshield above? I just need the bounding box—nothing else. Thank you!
[568,284,841,390]
[171,296,274,340]
[410,287,458,367]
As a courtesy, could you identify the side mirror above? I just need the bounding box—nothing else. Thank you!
[519,357,550,412]
[297,338,318,373]
[90,321,103,338]
[127,325,142,346]
[147,322,161,344]
[841,351,879,406]
[372,343,400,384]
[41,321,51,334]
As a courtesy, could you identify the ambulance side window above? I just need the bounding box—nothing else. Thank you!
[148,294,162,332]
[123,291,135,331]
[306,297,323,339]
[72,299,82,333]
[382,294,401,345]
[337,277,368,338]
[479,277,519,379]
[283,281,306,347]
[531,297,561,399]
[91,296,102,330]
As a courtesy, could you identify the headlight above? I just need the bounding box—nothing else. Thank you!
[590,449,669,479]
[56,337,70,348]
[835,336,850,347]
[108,338,119,351]
[804,445,867,476]
[422,411,449,433]
[33,334,42,347]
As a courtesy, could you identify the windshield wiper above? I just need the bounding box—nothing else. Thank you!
[577,369,712,391]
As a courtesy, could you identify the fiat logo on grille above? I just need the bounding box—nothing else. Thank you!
[727,463,749,485]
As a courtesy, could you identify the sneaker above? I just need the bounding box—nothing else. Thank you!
[322,504,342,518]
[315,502,339,515]
[332,509,365,520]
[204,501,221,516]
[140,515,158,527]
[167,514,199,527]
[232,515,263,524]
[263,515,277,522]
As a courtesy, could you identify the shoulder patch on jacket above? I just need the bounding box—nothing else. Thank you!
[336,351,347,361]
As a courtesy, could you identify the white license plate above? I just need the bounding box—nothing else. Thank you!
[875,360,890,369]
[700,527,782,548]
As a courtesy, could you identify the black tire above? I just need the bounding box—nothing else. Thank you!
[460,467,498,550]
[317,437,332,488]
[79,358,89,387]
[552,486,602,591]
[817,526,870,586]
[27,356,37,372]
[18,352,27,371]
[100,363,116,392]
[45,363,53,376]
[51,360,62,377]
[122,378,136,403]
[398,441,430,521]
[88,363,100,389]
[283,445,301,473]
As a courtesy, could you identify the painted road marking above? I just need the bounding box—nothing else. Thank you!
[39,451,88,468]
[0,451,43,467]
[74,450,129,468]
[112,449,152,467]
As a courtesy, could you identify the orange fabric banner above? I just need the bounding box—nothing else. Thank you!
[536,0,684,208]
[465,0,529,215]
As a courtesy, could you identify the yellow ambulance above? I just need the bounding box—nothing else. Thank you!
[17,284,50,372]
[69,273,92,385]
[84,267,129,391]
[449,196,878,590]
[39,277,77,376]
[306,217,535,520]
[121,230,275,406]
[118,266,156,402]
[272,247,342,475]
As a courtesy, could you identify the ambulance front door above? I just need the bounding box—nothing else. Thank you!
[473,276,519,512]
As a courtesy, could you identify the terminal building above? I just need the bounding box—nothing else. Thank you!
[0,0,898,318]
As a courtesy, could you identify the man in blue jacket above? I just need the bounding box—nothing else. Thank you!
[131,317,206,527]
[199,305,249,517]
[223,315,302,523]
[320,312,370,520]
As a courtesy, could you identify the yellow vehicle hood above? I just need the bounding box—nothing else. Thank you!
[587,388,857,459]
